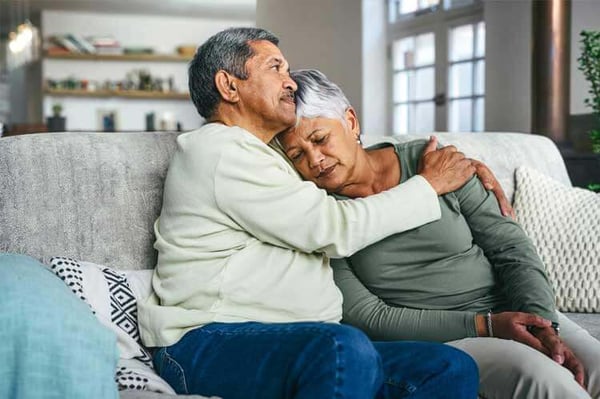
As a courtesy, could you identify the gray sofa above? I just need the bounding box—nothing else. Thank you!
[0,131,598,398]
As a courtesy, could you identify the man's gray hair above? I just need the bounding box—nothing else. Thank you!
[291,69,351,123]
[189,27,279,119]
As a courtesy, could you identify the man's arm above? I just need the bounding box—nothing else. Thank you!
[214,141,441,258]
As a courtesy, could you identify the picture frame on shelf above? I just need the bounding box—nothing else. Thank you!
[97,108,119,132]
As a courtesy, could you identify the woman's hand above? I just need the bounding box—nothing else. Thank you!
[477,312,551,351]
[470,159,515,218]
[531,327,586,388]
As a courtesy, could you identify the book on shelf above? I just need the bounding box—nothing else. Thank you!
[87,35,119,47]
[47,34,81,53]
[66,34,96,54]
[94,46,123,55]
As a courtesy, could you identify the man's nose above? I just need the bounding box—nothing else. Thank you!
[284,75,298,92]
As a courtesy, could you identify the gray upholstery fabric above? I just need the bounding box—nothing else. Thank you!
[0,132,178,270]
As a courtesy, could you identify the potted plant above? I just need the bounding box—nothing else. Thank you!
[47,103,66,132]
[577,30,600,191]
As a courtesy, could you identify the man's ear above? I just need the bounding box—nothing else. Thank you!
[344,107,361,139]
[214,70,239,103]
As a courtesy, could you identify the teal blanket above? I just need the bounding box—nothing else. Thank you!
[0,254,118,399]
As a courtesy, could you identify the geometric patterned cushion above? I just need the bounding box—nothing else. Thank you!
[47,257,175,394]
[513,166,600,312]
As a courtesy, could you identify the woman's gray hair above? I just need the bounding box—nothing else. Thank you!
[189,27,279,119]
[291,69,351,124]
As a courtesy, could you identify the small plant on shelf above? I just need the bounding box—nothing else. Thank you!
[577,30,600,192]
[52,103,63,117]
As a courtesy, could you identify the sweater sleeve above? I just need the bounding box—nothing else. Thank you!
[456,176,558,322]
[332,257,478,342]
[214,141,441,258]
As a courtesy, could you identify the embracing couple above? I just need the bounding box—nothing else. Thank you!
[138,27,600,399]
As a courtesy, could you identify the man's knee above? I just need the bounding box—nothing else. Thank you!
[301,324,382,384]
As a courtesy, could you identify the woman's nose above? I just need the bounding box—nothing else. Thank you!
[307,150,324,168]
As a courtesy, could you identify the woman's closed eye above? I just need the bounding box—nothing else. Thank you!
[289,151,304,163]
[313,135,328,145]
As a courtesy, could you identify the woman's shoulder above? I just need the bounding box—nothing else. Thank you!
[393,139,430,172]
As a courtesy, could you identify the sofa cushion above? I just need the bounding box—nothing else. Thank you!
[48,257,175,394]
[513,166,600,312]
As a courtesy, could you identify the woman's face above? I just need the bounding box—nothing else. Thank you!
[279,108,361,194]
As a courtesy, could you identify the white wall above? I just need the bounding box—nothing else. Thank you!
[571,0,600,115]
[42,10,254,131]
[256,0,363,124]
[484,0,532,133]
[362,0,388,135]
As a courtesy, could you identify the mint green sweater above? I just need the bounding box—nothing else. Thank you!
[332,140,557,342]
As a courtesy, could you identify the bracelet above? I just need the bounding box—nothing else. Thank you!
[551,321,561,335]
[486,310,494,337]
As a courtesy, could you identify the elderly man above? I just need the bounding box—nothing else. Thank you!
[139,27,480,399]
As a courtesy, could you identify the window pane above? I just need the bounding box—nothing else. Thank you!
[415,102,435,133]
[400,0,418,14]
[449,62,473,97]
[474,97,484,132]
[388,0,398,23]
[408,103,417,132]
[419,0,440,10]
[449,99,472,132]
[393,72,409,103]
[415,67,434,100]
[394,104,409,134]
[474,60,485,95]
[444,0,474,10]
[415,33,435,66]
[449,24,474,62]
[476,22,485,57]
[393,37,414,70]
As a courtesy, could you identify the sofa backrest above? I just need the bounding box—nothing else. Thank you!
[363,132,571,202]
[0,131,570,270]
[0,132,179,270]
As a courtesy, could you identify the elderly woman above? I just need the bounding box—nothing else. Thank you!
[277,69,600,399]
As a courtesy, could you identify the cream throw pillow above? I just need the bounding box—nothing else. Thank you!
[513,166,600,312]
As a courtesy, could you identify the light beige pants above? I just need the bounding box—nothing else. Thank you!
[447,312,600,399]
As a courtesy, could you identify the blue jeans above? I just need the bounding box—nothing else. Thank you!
[153,322,478,399]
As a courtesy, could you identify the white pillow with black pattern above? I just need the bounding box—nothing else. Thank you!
[48,257,175,394]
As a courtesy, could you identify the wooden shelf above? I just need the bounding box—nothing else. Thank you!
[44,52,192,63]
[44,88,190,100]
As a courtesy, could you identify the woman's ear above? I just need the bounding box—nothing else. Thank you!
[344,107,361,140]
[214,70,239,103]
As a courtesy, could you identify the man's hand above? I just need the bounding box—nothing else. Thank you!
[531,327,586,388]
[470,159,515,219]
[418,136,475,195]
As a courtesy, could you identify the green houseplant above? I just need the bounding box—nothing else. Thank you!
[577,30,600,192]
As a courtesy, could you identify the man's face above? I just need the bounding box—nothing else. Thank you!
[235,40,298,136]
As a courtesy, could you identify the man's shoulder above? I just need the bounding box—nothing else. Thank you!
[178,123,246,149]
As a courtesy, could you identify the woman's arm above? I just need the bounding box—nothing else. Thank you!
[455,176,557,322]
[332,257,479,342]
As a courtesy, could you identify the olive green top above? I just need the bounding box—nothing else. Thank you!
[331,140,557,342]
